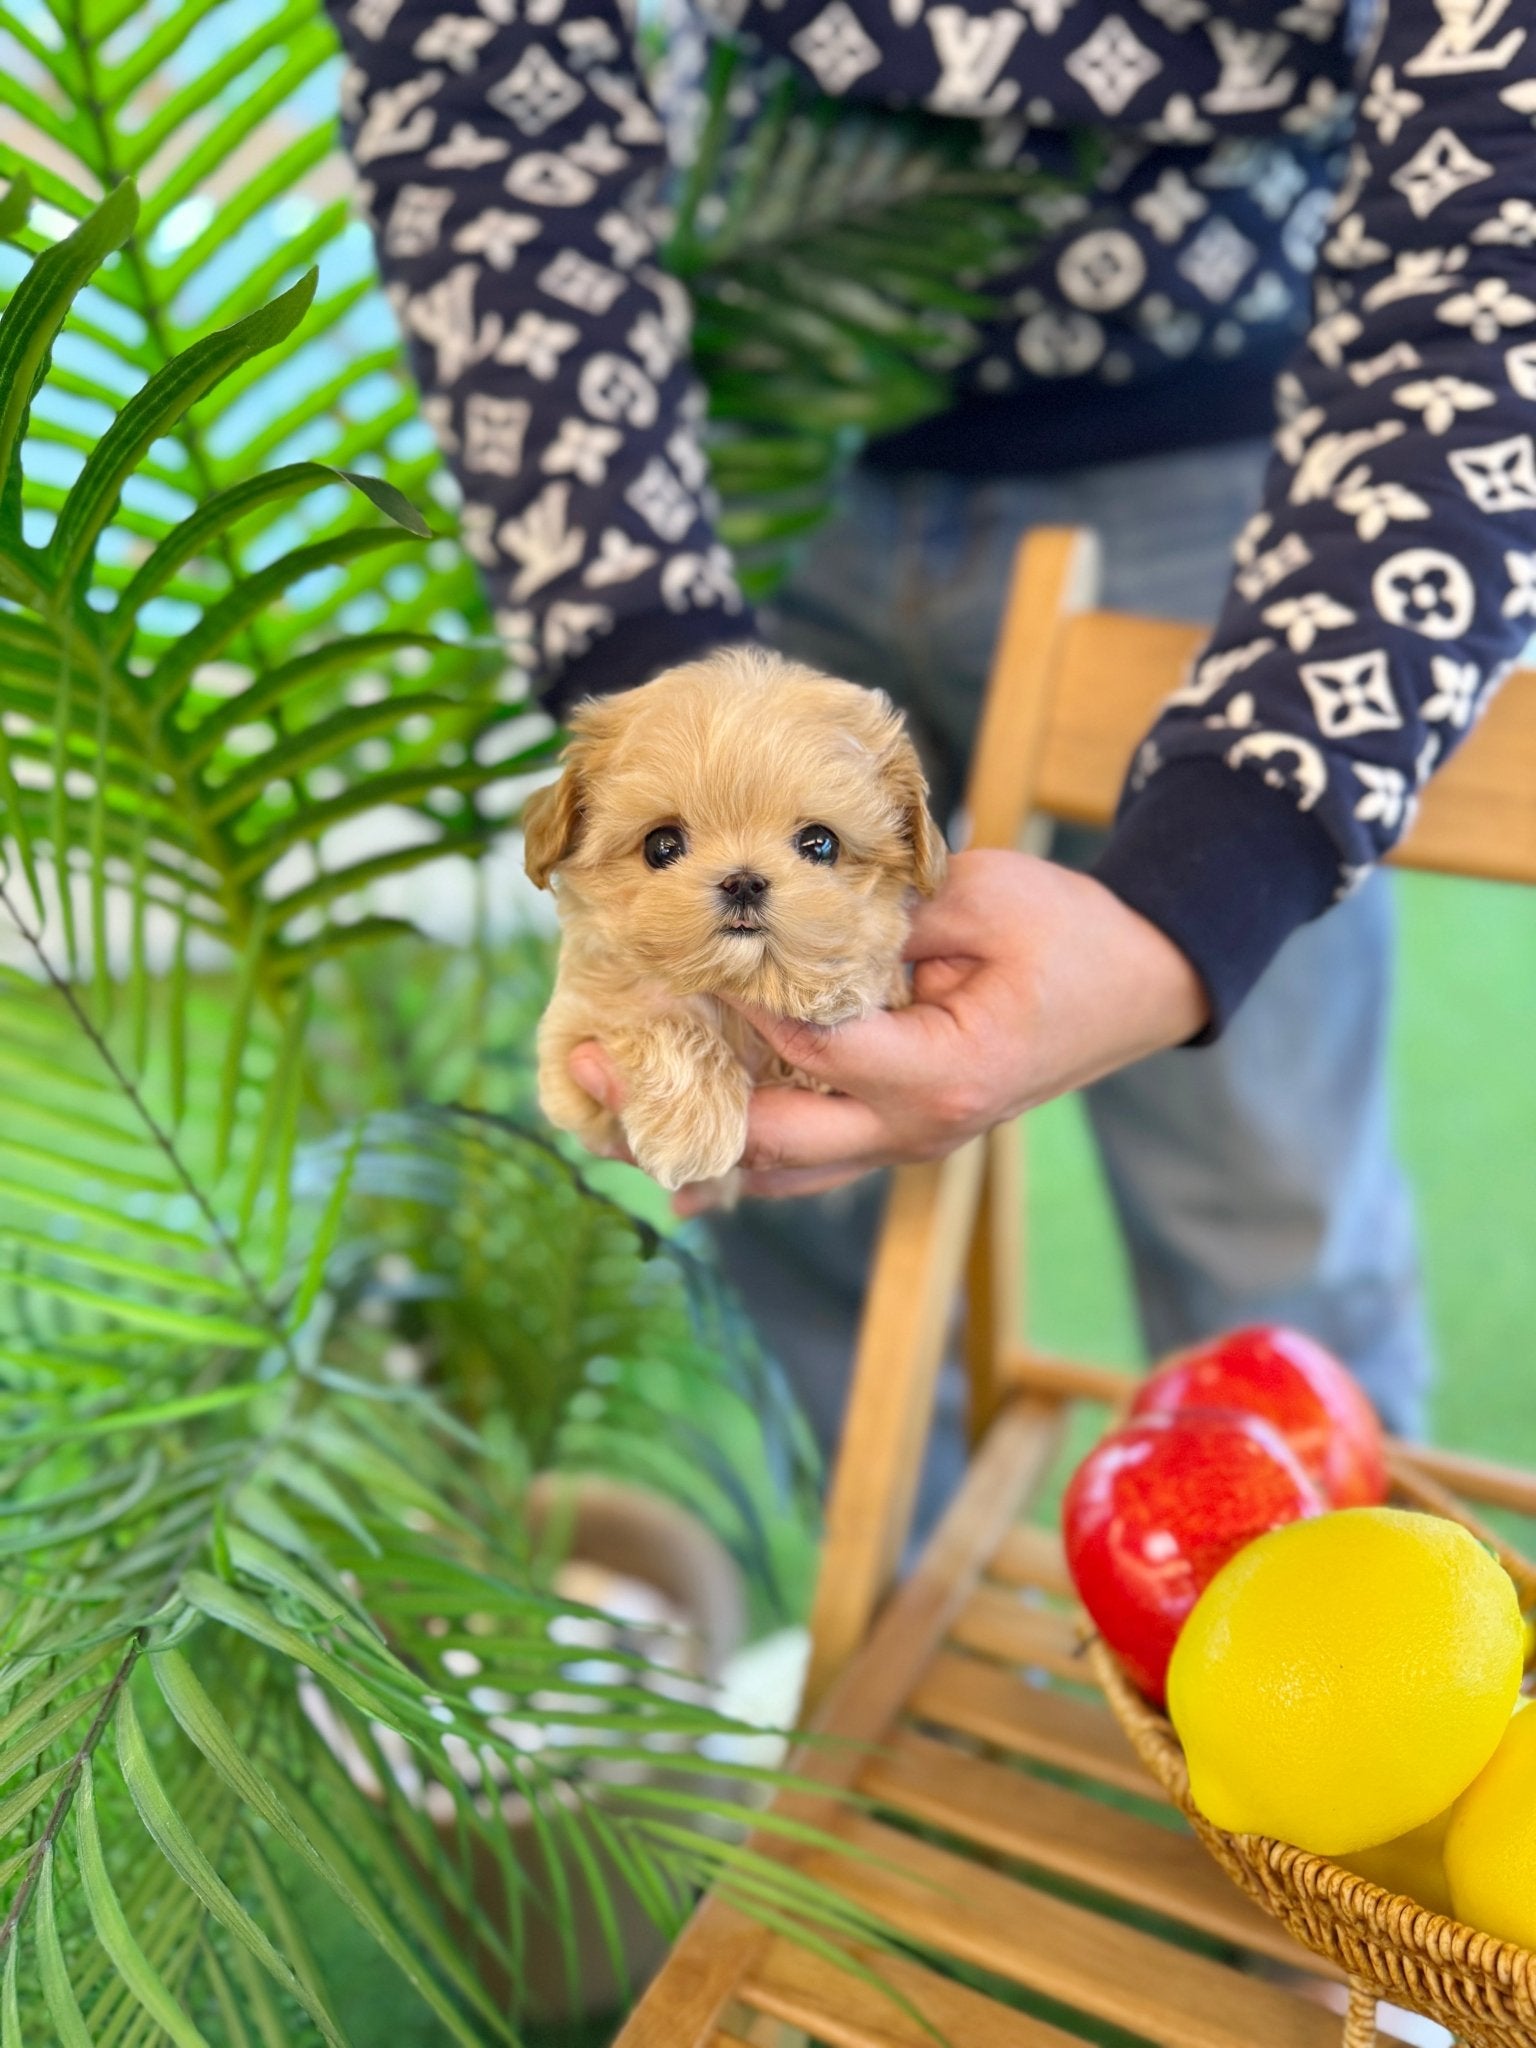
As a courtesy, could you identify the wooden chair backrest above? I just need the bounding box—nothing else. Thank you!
[803,524,1536,1710]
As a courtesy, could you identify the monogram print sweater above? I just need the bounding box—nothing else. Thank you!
[327,0,1536,1027]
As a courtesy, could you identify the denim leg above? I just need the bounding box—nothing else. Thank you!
[858,443,1431,1440]
[1074,869,1429,1437]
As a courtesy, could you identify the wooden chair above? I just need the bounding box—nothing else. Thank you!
[616,527,1536,2048]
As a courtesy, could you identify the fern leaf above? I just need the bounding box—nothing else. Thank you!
[35,1849,94,2048]
[75,1762,215,2048]
[48,269,319,593]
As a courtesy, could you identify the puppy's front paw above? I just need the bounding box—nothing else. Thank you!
[538,1058,624,1157]
[623,1082,749,1192]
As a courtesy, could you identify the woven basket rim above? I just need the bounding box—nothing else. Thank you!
[1088,1633,1536,1998]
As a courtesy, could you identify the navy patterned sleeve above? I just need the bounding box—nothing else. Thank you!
[1096,0,1536,1033]
[323,0,749,711]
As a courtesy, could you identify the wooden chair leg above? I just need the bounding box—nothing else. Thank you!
[803,1140,986,1713]
[964,1123,1025,1446]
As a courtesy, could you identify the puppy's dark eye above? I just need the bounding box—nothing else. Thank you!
[795,824,840,866]
[644,826,687,870]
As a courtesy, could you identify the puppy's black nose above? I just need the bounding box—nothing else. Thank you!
[719,869,769,903]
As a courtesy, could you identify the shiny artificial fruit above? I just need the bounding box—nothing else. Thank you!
[1063,1408,1324,1703]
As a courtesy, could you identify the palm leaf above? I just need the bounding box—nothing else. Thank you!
[0,0,486,653]
[0,183,545,1026]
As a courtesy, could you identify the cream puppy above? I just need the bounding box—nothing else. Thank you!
[524,647,947,1191]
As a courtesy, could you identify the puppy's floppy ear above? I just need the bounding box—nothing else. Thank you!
[522,769,582,890]
[522,696,620,888]
[881,726,948,897]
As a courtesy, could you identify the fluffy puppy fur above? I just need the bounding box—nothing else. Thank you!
[524,647,947,1191]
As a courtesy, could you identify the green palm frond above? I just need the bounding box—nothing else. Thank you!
[345,1105,819,1595]
[0,177,548,1006]
[0,0,483,642]
[0,11,1089,2031]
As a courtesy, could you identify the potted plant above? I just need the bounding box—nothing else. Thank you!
[0,179,853,2040]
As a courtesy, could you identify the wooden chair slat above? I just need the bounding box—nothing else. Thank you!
[986,1524,1073,1600]
[800,1815,1345,2048]
[908,1647,1162,1802]
[948,1584,1088,1682]
[1393,1440,1536,1518]
[998,1348,1137,1414]
[747,1936,1084,2048]
[859,1726,1335,1975]
[1030,612,1203,831]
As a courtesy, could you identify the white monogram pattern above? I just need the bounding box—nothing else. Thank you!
[1371,548,1476,640]
[791,3,881,91]
[1390,126,1494,218]
[1422,655,1482,726]
[1299,651,1403,738]
[1064,16,1162,115]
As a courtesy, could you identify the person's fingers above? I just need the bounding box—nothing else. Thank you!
[738,1083,895,1173]
[569,1041,625,1110]
[908,954,971,1004]
[714,1000,848,1081]
[722,995,957,1100]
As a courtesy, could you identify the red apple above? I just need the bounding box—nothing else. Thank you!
[1128,1325,1388,1508]
[1062,1409,1323,1704]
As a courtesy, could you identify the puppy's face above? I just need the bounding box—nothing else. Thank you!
[524,650,946,1022]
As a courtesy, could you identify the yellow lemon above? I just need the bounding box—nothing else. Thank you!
[1167,1508,1522,1856]
[1341,1807,1455,1916]
[1444,1701,1536,1948]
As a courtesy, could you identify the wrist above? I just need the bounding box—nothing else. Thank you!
[1094,877,1210,1053]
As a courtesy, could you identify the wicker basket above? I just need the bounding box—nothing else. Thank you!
[1088,1461,1536,2048]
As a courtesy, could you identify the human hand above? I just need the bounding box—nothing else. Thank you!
[566,849,1208,1214]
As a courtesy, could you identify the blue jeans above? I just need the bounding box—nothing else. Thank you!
[711,443,1430,1534]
